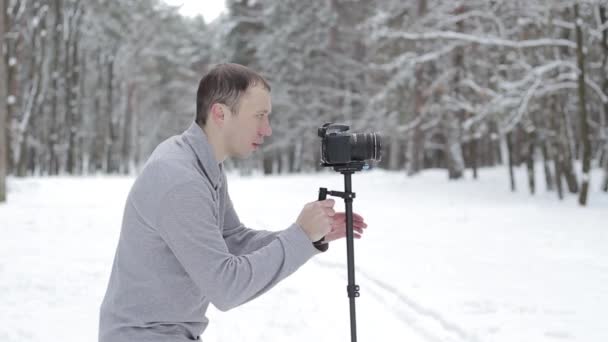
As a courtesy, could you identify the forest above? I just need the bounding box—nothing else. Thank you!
[1,0,607,206]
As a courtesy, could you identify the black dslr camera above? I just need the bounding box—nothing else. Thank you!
[317,123,382,169]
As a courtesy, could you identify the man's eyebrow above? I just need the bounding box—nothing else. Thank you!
[257,109,271,114]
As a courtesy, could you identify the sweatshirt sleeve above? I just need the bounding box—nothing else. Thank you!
[222,192,280,256]
[155,181,319,312]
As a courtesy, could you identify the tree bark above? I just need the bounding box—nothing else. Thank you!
[388,136,402,170]
[262,150,273,175]
[600,5,608,192]
[554,153,564,200]
[575,4,591,206]
[560,106,579,193]
[506,131,516,192]
[93,53,104,173]
[541,137,554,192]
[66,4,83,174]
[446,4,466,180]
[0,0,7,202]
[526,130,536,195]
[446,114,464,180]
[121,82,135,174]
[105,56,116,173]
[406,125,423,175]
[470,134,478,179]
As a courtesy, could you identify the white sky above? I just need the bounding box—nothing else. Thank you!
[163,0,227,23]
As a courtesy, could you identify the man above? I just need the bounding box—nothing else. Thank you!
[99,63,368,341]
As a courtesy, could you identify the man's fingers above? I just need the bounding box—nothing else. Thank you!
[352,212,365,221]
[326,231,362,241]
[330,223,365,234]
[319,199,335,207]
[333,223,367,231]
[332,217,367,228]
[334,212,366,222]
[337,212,364,221]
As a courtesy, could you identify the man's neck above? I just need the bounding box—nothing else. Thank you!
[201,123,226,164]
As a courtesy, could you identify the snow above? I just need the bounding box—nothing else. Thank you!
[1,167,607,342]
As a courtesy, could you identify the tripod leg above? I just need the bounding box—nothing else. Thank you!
[343,172,358,342]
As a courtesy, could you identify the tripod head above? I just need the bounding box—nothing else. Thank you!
[320,161,367,173]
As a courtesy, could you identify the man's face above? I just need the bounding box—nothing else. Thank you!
[223,85,272,159]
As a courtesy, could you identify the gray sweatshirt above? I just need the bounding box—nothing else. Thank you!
[99,122,320,341]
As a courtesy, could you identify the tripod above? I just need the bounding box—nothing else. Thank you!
[313,161,365,342]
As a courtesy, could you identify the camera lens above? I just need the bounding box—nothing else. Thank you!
[350,133,382,162]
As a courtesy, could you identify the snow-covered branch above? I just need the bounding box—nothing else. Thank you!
[374,30,577,49]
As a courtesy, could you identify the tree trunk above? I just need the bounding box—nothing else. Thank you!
[93,53,104,173]
[470,135,478,179]
[105,57,116,173]
[560,105,579,193]
[6,0,20,176]
[278,147,288,174]
[600,5,608,192]
[0,0,7,202]
[541,138,554,192]
[121,82,135,174]
[555,14,579,194]
[409,0,426,175]
[16,129,29,176]
[446,4,466,180]
[445,114,464,180]
[49,0,64,175]
[262,150,273,175]
[575,4,591,206]
[66,5,82,174]
[526,130,536,195]
[388,136,401,170]
[554,155,564,200]
[406,126,423,175]
[603,154,608,192]
[506,130,516,192]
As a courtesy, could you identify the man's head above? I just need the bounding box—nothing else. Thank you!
[196,63,273,161]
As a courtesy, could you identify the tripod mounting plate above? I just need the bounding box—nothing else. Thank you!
[321,161,366,173]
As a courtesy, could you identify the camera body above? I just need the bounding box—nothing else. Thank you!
[317,123,382,167]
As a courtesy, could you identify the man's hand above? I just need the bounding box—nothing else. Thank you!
[296,199,336,242]
[324,212,368,242]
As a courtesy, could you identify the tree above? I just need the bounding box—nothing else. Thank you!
[249,0,371,173]
[2,0,607,205]
[0,0,6,202]
[574,3,591,206]
[1,0,211,177]
[600,4,608,192]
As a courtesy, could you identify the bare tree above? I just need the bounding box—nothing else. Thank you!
[600,4,608,192]
[0,0,7,202]
[575,3,591,206]
[3,0,607,205]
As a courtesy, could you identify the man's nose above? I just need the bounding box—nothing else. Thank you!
[261,118,272,137]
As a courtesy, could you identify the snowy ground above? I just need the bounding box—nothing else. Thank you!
[1,166,607,342]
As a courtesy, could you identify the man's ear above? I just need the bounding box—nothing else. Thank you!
[209,103,226,126]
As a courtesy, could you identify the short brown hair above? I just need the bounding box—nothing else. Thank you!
[195,63,271,126]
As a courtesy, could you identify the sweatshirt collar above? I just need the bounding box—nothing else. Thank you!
[183,121,223,190]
